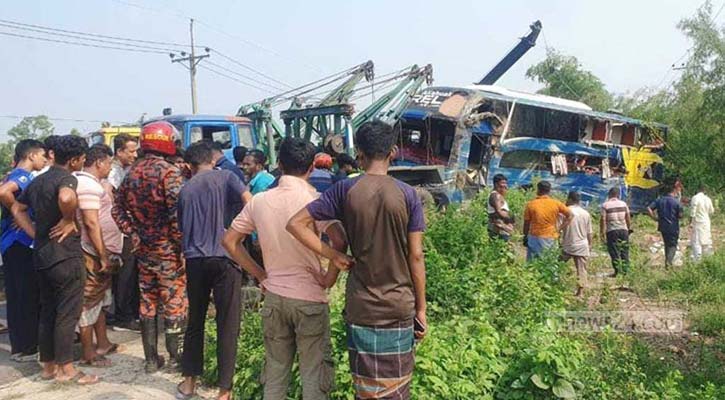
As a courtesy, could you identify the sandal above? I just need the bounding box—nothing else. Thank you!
[57,371,100,385]
[96,343,123,356]
[40,373,56,381]
[176,382,196,399]
[79,355,112,368]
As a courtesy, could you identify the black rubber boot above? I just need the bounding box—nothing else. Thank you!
[141,318,165,373]
[164,319,186,372]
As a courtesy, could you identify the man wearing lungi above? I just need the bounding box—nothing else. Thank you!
[289,121,428,399]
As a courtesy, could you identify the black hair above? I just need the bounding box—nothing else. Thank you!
[608,187,620,198]
[184,141,214,167]
[43,135,61,153]
[537,180,552,194]
[14,139,45,163]
[233,146,248,164]
[336,153,357,169]
[113,134,138,155]
[567,191,581,204]
[493,174,507,186]
[208,140,225,153]
[246,149,267,166]
[698,183,706,193]
[54,135,89,166]
[278,138,316,176]
[84,144,113,167]
[354,120,396,160]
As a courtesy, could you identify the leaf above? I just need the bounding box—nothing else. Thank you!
[530,373,550,390]
[552,378,577,399]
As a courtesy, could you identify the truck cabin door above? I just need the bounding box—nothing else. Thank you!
[185,122,238,162]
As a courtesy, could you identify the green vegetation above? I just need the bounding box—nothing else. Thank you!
[203,191,723,399]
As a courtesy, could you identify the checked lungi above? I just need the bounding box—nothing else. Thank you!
[347,319,415,399]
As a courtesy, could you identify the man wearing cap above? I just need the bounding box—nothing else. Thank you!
[112,121,187,373]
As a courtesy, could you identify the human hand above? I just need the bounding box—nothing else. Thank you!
[49,219,77,243]
[331,251,355,271]
[99,254,111,273]
[131,234,141,252]
[414,310,428,340]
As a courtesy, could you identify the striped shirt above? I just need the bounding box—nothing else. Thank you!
[601,198,629,232]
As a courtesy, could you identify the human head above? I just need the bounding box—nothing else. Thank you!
[354,121,397,168]
[566,190,581,206]
[242,149,267,179]
[84,144,114,179]
[14,139,47,171]
[278,137,316,177]
[113,134,139,167]
[697,184,706,194]
[313,153,333,170]
[54,135,88,171]
[140,121,179,156]
[233,145,248,167]
[608,187,620,199]
[336,153,357,173]
[184,141,215,175]
[43,135,61,166]
[207,140,225,162]
[537,180,552,195]
[493,174,508,195]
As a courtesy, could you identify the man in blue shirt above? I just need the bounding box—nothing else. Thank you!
[242,150,275,195]
[308,153,334,193]
[0,139,47,362]
[648,183,684,267]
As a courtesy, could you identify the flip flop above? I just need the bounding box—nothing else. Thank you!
[57,371,100,385]
[175,382,196,400]
[40,373,56,381]
[96,343,122,356]
[79,355,112,368]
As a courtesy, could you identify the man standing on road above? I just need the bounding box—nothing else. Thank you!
[487,174,514,242]
[560,191,592,297]
[647,184,684,267]
[106,133,140,332]
[74,144,124,367]
[600,187,632,276]
[0,139,47,362]
[288,121,427,399]
[12,135,98,385]
[689,185,715,261]
[523,181,572,261]
[112,121,187,373]
[175,142,247,400]
[226,138,346,400]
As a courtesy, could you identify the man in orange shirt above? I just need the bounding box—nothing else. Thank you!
[523,181,572,261]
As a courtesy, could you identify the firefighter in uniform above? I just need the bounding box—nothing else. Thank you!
[112,121,187,373]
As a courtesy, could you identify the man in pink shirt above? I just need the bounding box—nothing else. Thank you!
[223,138,346,400]
[73,144,124,367]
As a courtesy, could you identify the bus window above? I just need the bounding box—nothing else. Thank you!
[499,150,547,170]
[236,124,254,148]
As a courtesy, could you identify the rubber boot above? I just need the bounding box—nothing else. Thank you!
[165,319,186,372]
[141,318,165,373]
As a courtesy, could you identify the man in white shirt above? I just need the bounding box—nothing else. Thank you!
[560,191,592,297]
[690,185,715,261]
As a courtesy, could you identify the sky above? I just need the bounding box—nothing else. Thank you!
[0,0,718,139]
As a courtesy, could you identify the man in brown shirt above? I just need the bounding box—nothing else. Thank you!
[288,121,427,400]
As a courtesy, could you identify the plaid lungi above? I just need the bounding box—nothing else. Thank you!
[347,319,415,399]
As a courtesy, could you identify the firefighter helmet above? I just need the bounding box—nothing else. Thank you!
[140,121,180,156]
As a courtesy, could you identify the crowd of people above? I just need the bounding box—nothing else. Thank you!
[0,120,424,400]
[488,175,716,297]
[0,116,717,399]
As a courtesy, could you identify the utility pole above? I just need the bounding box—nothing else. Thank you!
[170,19,209,114]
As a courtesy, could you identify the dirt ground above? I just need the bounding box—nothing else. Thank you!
[0,329,218,400]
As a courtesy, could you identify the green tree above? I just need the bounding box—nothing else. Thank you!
[526,49,614,111]
[7,115,55,141]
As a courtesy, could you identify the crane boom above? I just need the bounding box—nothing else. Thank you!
[477,20,542,85]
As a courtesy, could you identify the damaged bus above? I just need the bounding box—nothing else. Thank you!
[392,85,667,211]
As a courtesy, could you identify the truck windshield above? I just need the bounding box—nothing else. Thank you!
[236,124,254,148]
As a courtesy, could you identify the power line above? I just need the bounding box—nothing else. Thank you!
[0,30,168,54]
[209,49,293,89]
[205,60,287,92]
[197,64,275,94]
[0,115,131,124]
[0,21,182,53]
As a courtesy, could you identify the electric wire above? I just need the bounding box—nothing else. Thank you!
[197,64,275,94]
[205,60,287,92]
[0,30,169,54]
[209,49,293,89]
